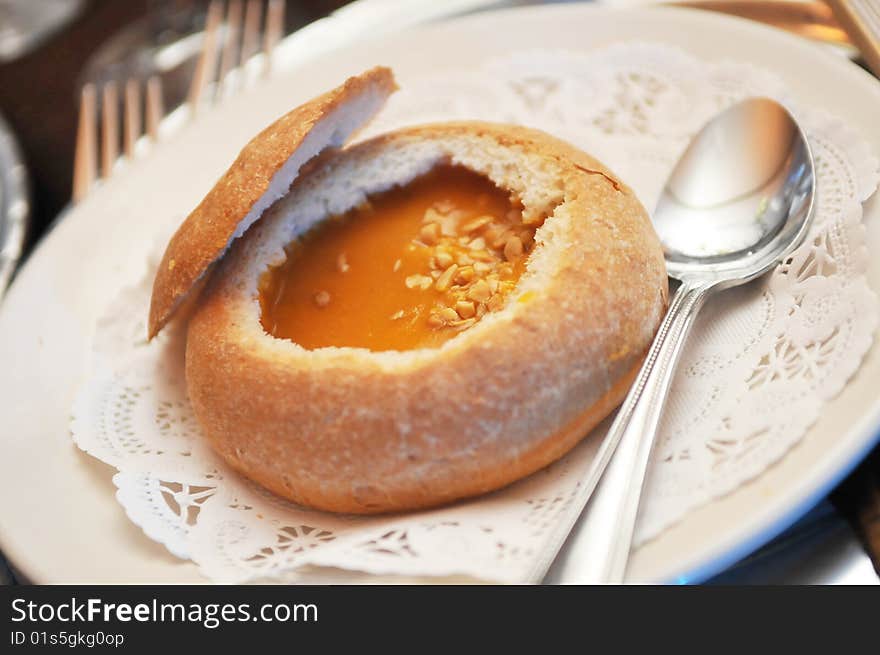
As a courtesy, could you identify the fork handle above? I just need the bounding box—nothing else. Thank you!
[567,280,713,583]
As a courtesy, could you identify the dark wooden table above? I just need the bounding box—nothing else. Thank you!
[0,0,877,583]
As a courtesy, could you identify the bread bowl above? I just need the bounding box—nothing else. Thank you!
[149,67,669,514]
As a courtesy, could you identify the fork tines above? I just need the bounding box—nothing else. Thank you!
[190,0,286,110]
[187,0,223,111]
[828,0,880,76]
[73,0,286,203]
[72,83,96,203]
[100,81,118,180]
[73,75,164,203]
[217,0,244,89]
[263,0,285,74]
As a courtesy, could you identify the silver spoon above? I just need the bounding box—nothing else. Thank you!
[552,97,815,583]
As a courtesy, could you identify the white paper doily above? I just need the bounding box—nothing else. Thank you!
[71,44,879,583]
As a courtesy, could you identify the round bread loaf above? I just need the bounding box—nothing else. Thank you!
[148,66,398,338]
[183,121,669,513]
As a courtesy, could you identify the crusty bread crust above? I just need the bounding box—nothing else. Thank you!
[148,66,397,339]
[184,122,668,514]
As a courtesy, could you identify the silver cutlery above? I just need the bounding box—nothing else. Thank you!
[189,0,285,111]
[0,110,29,300]
[72,75,164,203]
[828,0,880,75]
[72,0,285,204]
[555,98,816,583]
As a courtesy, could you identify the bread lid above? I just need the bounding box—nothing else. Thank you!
[148,66,398,339]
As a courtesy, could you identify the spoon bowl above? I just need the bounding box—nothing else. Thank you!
[655,97,815,285]
[557,97,815,583]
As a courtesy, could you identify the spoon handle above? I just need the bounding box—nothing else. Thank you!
[565,279,713,583]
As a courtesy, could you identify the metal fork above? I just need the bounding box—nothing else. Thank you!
[188,0,285,111]
[72,0,285,203]
[828,0,880,75]
[72,75,164,203]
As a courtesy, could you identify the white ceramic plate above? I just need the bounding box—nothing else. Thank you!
[0,5,878,584]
